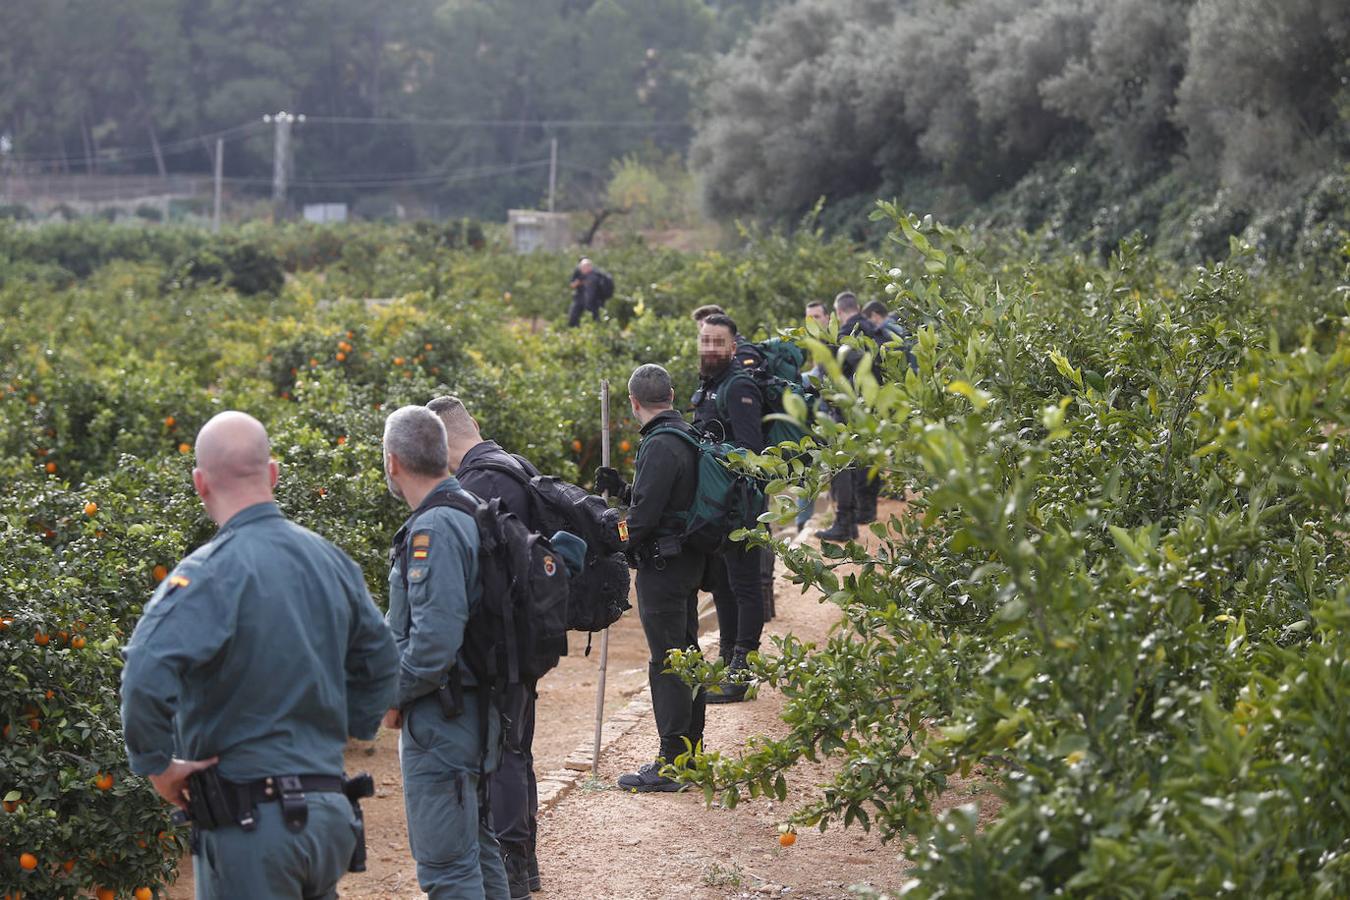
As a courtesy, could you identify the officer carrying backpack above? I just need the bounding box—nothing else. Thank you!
[639,423,766,554]
[469,458,632,638]
[749,337,806,384]
[392,490,572,688]
[715,367,815,449]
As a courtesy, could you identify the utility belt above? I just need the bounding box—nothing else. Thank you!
[631,534,685,570]
[178,769,375,872]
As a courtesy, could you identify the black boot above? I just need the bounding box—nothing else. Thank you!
[705,646,752,704]
[502,842,532,900]
[816,515,857,542]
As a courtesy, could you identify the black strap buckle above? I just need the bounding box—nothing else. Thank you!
[276,775,308,833]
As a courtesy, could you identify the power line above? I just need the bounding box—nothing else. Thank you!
[3,121,265,166]
[300,115,690,129]
[216,158,553,190]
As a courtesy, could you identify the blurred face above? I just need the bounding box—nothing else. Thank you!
[578,260,593,275]
[699,323,736,376]
[867,311,886,327]
[806,304,829,329]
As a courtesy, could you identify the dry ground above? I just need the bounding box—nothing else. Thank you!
[165,499,991,899]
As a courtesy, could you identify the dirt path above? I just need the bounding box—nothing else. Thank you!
[166,500,946,899]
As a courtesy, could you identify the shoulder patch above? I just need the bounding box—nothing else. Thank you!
[169,575,191,588]
[407,566,428,583]
[740,395,755,404]
[410,530,432,561]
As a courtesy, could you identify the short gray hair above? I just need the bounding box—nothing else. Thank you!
[383,406,449,477]
[628,364,674,408]
[834,291,860,315]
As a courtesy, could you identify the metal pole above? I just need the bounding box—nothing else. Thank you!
[548,136,558,213]
[591,379,612,776]
[271,113,291,220]
[213,137,223,233]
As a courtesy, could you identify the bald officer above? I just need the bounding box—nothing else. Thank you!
[121,410,398,900]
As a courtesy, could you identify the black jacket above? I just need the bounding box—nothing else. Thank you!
[571,268,601,308]
[628,410,699,549]
[691,364,766,453]
[838,313,883,382]
[456,440,566,670]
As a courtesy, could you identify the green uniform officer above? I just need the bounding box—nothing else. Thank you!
[121,411,398,900]
[382,405,510,900]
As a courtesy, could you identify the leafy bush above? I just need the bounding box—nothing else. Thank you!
[672,208,1350,897]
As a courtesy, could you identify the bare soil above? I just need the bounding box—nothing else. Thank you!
[165,499,987,899]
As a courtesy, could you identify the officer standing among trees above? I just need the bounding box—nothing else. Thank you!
[429,395,559,900]
[817,291,884,542]
[121,410,398,900]
[690,313,767,703]
[595,364,708,792]
[382,405,510,899]
[567,257,609,327]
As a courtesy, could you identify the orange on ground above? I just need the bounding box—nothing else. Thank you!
[19,853,37,870]
[779,831,797,847]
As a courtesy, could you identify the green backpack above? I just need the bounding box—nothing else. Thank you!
[640,424,765,554]
[715,368,814,448]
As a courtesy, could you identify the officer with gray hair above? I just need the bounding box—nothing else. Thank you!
[382,404,510,898]
[595,364,708,792]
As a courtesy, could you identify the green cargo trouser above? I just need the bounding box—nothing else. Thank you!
[193,791,356,900]
[401,690,510,900]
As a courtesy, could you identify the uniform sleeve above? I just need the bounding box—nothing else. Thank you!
[120,573,236,775]
[725,379,767,453]
[627,435,680,547]
[341,558,398,739]
[395,516,473,708]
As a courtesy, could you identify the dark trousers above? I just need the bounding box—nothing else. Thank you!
[636,550,707,761]
[706,542,766,655]
[488,682,537,851]
[830,467,880,526]
[566,293,599,327]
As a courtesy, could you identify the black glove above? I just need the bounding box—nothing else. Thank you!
[594,466,628,500]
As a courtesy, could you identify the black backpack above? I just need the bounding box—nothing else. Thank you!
[392,490,572,689]
[714,367,815,449]
[470,458,632,639]
[594,269,615,303]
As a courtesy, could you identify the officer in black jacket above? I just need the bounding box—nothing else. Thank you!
[817,292,885,542]
[595,364,707,793]
[429,395,560,899]
[567,258,602,327]
[690,314,766,703]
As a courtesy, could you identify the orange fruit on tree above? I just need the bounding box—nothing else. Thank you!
[135,889,153,900]
[27,718,40,731]
[335,352,346,362]
[164,415,175,429]
[95,773,114,791]
[178,443,191,455]
[152,565,168,583]
[619,440,632,453]
[61,859,75,873]
[56,630,69,644]
[0,616,11,630]
[19,852,37,870]
[3,799,17,813]
[571,439,583,453]
[84,501,98,516]
[34,631,50,646]
[2,723,10,739]
[45,462,57,474]
[96,888,114,900]
[71,636,87,650]
[393,356,405,366]
[336,436,347,446]
[424,342,433,350]
[45,689,54,700]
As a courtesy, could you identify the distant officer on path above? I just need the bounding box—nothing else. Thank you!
[690,314,767,702]
[596,364,708,792]
[382,405,510,899]
[816,292,885,542]
[121,410,398,900]
[430,395,561,900]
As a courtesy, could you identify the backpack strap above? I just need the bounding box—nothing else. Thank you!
[392,488,479,590]
[711,367,758,423]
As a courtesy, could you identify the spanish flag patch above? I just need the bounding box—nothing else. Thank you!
[412,548,429,560]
